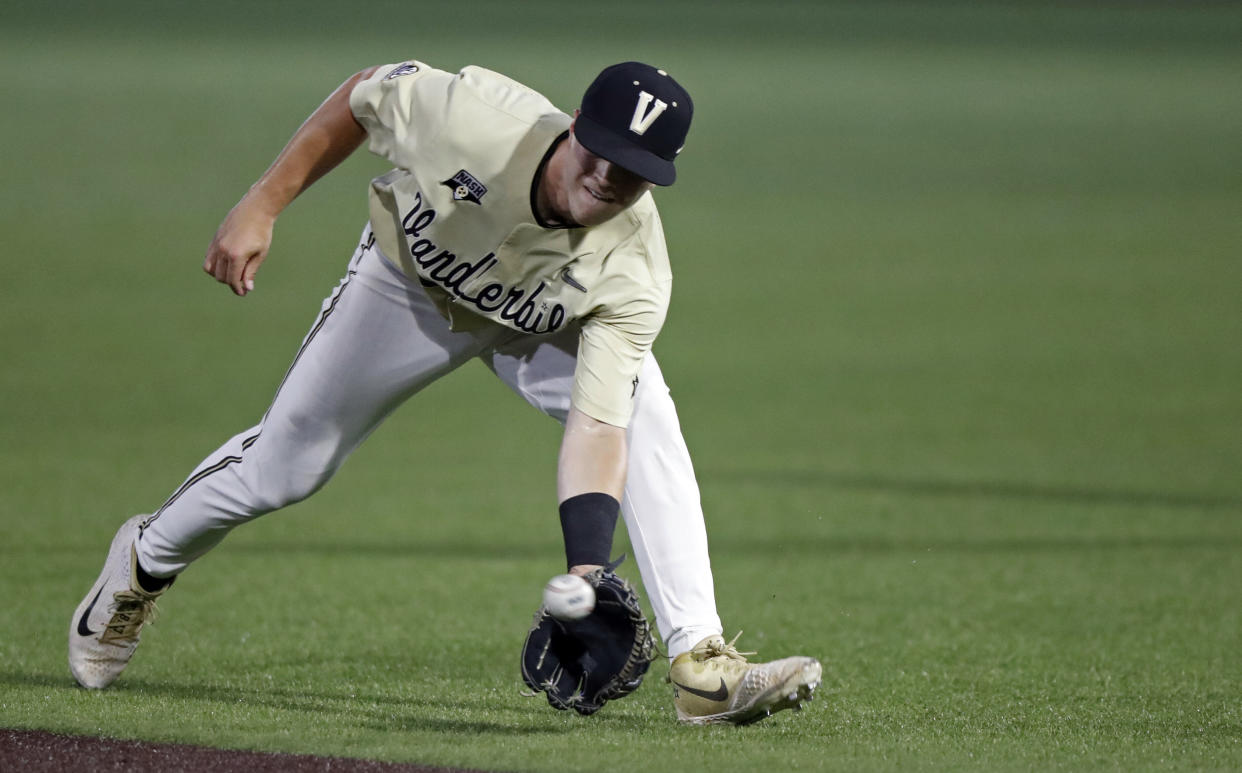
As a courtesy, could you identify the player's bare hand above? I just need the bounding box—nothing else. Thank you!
[203,197,277,296]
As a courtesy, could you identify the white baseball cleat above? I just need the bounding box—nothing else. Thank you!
[668,633,822,725]
[68,515,170,689]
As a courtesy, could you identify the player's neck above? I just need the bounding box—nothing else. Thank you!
[535,137,576,228]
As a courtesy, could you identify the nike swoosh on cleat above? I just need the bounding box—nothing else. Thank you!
[672,677,729,702]
[77,587,105,637]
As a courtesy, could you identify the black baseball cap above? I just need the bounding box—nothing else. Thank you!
[574,62,693,187]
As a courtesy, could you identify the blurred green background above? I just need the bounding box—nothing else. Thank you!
[2,2,1240,770]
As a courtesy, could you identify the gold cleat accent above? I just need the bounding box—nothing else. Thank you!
[668,632,822,725]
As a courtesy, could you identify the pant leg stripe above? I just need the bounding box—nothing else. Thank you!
[144,241,367,530]
[263,263,361,419]
[143,432,262,528]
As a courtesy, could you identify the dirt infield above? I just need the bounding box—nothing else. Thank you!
[0,729,490,773]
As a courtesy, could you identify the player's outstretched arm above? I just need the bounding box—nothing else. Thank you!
[557,407,628,576]
[203,65,381,296]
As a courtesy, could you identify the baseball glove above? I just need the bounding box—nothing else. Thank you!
[520,560,656,716]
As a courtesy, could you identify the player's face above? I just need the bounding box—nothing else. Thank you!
[561,128,653,227]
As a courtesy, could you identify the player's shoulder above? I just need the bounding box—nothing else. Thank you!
[356,61,559,120]
[452,65,562,125]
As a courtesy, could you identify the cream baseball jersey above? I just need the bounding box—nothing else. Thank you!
[349,61,673,427]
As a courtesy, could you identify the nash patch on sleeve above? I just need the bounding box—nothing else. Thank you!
[384,62,421,80]
[440,169,488,205]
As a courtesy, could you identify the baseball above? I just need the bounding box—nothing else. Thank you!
[542,573,595,621]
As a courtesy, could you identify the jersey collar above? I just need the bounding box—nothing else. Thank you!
[530,131,581,230]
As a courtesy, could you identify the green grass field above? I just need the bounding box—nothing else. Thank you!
[2,1,1240,770]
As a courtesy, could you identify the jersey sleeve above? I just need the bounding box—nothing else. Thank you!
[572,283,671,428]
[349,61,456,170]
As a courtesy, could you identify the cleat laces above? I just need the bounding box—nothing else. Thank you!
[694,631,757,662]
[98,589,160,646]
[669,632,761,686]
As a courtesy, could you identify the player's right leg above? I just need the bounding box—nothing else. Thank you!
[69,228,500,688]
[483,337,822,724]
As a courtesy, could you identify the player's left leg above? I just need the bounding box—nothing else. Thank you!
[484,331,822,724]
[482,331,722,656]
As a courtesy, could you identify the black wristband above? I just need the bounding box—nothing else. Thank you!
[558,493,620,570]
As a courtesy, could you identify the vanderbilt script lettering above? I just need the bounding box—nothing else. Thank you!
[401,192,566,334]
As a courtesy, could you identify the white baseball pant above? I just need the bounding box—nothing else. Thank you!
[136,226,722,658]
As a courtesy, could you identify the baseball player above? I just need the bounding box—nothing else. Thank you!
[68,59,822,725]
